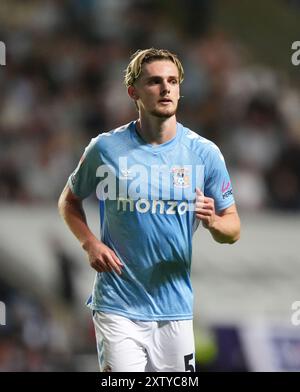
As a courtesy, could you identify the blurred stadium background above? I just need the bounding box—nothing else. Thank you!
[0,0,300,372]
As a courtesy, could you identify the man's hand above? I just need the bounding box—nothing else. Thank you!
[194,187,240,244]
[83,239,123,275]
[195,187,216,229]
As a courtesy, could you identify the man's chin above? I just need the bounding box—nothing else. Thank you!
[150,108,177,119]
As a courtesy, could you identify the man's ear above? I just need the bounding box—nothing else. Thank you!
[128,86,139,100]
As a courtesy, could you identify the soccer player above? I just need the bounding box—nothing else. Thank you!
[58,48,240,372]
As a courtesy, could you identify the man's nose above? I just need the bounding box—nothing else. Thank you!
[160,80,170,95]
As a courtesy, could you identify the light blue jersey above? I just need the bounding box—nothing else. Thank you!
[68,121,235,321]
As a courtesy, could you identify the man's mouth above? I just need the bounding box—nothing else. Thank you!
[159,98,172,103]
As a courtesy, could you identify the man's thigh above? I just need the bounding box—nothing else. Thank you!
[93,311,148,372]
[147,319,195,372]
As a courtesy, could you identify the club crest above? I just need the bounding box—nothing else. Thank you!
[172,167,190,188]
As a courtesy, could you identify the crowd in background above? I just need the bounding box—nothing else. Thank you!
[0,273,97,371]
[1,0,300,371]
[0,0,300,210]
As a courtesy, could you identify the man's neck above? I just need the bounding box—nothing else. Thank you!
[136,114,177,145]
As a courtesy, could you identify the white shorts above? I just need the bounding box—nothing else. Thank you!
[92,311,195,372]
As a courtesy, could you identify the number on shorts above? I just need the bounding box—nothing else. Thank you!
[184,353,195,372]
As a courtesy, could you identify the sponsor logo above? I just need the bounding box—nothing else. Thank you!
[117,198,194,215]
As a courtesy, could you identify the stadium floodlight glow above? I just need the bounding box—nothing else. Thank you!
[0,41,6,66]
[0,301,6,325]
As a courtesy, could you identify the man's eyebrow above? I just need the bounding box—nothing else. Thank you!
[145,75,179,80]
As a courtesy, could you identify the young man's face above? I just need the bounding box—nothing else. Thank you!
[130,60,180,118]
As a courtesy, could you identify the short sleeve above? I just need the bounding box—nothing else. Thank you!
[204,144,235,212]
[68,137,102,199]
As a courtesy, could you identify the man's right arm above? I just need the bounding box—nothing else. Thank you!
[58,184,123,275]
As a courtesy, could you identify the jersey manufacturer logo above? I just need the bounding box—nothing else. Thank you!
[172,167,190,188]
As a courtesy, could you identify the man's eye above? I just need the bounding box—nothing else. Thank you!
[170,79,178,85]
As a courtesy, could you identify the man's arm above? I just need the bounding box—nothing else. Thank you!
[58,183,123,274]
[195,188,240,244]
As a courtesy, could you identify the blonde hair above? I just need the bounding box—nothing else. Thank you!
[124,48,184,87]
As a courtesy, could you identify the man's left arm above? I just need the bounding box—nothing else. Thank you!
[195,188,240,244]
